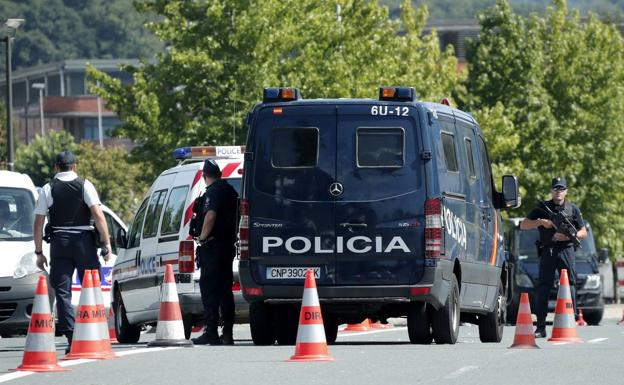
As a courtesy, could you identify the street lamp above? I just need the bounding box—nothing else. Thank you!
[31,83,45,136]
[3,18,24,171]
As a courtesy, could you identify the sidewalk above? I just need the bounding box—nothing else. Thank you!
[603,303,624,321]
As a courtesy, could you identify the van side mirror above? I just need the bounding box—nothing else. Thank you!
[116,227,128,249]
[501,175,520,209]
[598,248,609,263]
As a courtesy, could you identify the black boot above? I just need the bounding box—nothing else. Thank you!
[65,331,73,354]
[534,326,547,338]
[192,331,221,345]
[220,324,234,345]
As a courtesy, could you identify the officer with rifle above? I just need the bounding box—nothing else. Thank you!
[520,177,587,338]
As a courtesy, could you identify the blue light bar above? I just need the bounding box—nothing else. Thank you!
[173,147,192,160]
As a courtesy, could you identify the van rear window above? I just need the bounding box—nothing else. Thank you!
[271,128,319,168]
[357,127,404,168]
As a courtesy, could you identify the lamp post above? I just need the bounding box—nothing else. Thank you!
[31,83,45,136]
[3,18,24,171]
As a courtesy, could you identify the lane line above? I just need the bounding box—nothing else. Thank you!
[338,327,406,338]
[445,365,479,379]
[587,338,608,344]
[0,347,179,384]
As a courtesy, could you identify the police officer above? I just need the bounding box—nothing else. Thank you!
[33,151,112,352]
[520,177,587,338]
[192,159,239,345]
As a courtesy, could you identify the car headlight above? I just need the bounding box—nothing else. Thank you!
[13,252,40,279]
[515,272,534,288]
[583,274,601,290]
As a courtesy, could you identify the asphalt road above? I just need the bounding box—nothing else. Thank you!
[1,307,623,385]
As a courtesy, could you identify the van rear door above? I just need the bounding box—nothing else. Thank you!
[335,104,425,284]
[249,105,337,285]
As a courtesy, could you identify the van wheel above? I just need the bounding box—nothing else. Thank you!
[584,310,603,325]
[407,302,432,344]
[114,291,141,344]
[273,305,298,345]
[431,275,460,344]
[323,316,339,344]
[479,281,505,343]
[250,301,275,345]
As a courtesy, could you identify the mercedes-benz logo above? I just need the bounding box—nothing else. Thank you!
[329,182,344,197]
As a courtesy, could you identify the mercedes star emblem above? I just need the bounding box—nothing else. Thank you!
[329,182,344,197]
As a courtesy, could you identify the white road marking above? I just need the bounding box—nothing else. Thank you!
[338,326,406,338]
[0,347,179,384]
[587,338,608,344]
[445,365,479,379]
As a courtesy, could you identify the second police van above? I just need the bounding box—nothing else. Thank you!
[111,146,246,343]
[238,87,521,345]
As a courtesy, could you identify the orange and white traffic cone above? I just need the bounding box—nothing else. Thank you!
[108,307,118,343]
[64,270,115,359]
[16,275,68,372]
[548,269,582,343]
[91,270,116,358]
[576,309,588,326]
[509,292,539,349]
[343,319,371,332]
[147,264,193,347]
[289,269,334,362]
[370,320,393,329]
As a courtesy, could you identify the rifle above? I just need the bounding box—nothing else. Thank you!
[539,204,581,249]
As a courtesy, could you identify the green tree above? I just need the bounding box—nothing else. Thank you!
[461,0,624,257]
[15,131,146,222]
[89,0,460,182]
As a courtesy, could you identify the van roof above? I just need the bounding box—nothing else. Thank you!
[0,171,36,196]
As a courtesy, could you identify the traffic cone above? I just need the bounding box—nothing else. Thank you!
[548,269,582,343]
[91,269,116,358]
[370,320,393,329]
[618,309,624,325]
[16,275,68,372]
[509,292,539,349]
[289,269,334,362]
[576,309,588,326]
[343,319,371,332]
[148,264,193,347]
[64,270,115,359]
[108,307,118,343]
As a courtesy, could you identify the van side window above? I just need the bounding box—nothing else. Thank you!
[160,186,189,236]
[464,138,476,178]
[441,132,459,172]
[478,137,493,199]
[142,190,167,239]
[128,198,148,248]
[271,127,318,168]
[357,127,404,168]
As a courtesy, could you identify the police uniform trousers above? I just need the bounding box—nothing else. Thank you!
[536,245,577,327]
[198,239,235,336]
[49,231,100,336]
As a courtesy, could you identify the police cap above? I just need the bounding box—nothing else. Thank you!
[55,151,76,167]
[551,176,567,189]
[202,159,222,178]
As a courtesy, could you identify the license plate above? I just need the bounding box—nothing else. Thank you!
[266,267,321,280]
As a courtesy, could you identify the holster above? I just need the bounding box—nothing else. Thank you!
[43,224,52,243]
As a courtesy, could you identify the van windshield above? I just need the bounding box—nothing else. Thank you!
[0,187,35,242]
[517,226,596,260]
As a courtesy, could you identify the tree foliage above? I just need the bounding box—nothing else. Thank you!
[461,0,624,257]
[15,131,145,223]
[88,0,460,182]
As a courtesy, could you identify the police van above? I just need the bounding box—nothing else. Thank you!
[111,146,246,343]
[238,87,520,345]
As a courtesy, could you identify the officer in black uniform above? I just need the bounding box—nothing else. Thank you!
[520,177,587,338]
[34,151,112,352]
[192,159,239,345]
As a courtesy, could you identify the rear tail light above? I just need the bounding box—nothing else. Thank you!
[178,240,195,273]
[238,199,249,260]
[425,198,444,259]
[244,287,263,297]
[232,281,241,292]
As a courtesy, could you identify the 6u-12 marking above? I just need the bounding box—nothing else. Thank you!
[371,106,409,116]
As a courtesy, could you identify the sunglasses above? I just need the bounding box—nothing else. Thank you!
[551,187,567,192]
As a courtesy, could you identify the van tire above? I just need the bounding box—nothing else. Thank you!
[478,281,505,343]
[407,302,432,344]
[114,291,141,344]
[431,275,460,344]
[273,305,298,345]
[250,301,275,345]
[584,310,603,326]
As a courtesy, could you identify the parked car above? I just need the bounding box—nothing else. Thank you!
[111,146,247,343]
[504,217,606,325]
[0,170,126,336]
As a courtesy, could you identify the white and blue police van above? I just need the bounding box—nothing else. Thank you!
[111,146,246,343]
[238,87,521,345]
